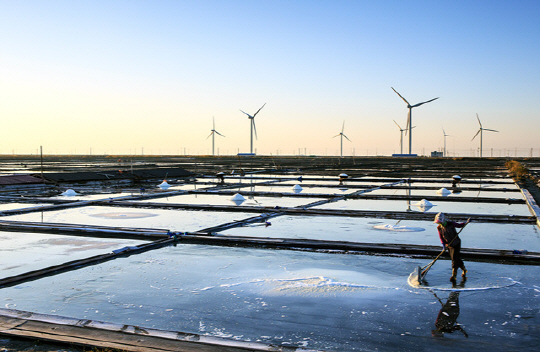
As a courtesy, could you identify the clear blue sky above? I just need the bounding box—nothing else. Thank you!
[1,0,539,156]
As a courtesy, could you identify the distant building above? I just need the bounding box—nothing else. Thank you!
[431,151,444,157]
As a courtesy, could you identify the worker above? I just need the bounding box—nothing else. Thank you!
[434,212,468,281]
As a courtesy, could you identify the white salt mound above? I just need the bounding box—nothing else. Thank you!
[61,189,78,196]
[436,188,451,195]
[413,199,435,212]
[292,184,303,193]
[414,199,433,207]
[158,181,171,189]
[230,193,245,206]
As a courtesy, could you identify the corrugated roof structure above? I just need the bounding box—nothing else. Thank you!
[34,168,194,183]
[0,175,44,185]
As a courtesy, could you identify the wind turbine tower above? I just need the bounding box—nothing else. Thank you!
[240,103,266,154]
[442,127,450,157]
[472,113,498,158]
[207,117,225,156]
[391,87,439,155]
[333,121,351,157]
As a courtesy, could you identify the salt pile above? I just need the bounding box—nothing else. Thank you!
[436,187,451,196]
[158,180,171,190]
[413,199,434,212]
[230,193,245,206]
[292,184,303,193]
[61,189,78,196]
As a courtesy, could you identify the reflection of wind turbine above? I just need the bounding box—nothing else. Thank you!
[240,103,266,154]
[471,113,498,158]
[333,120,351,157]
[391,87,439,155]
[207,117,225,156]
[442,127,450,157]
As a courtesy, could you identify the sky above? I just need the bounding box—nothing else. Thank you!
[1,0,539,157]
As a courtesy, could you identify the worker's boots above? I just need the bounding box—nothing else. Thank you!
[450,268,457,282]
[461,266,467,278]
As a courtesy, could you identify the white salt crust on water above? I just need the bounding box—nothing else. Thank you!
[89,212,158,219]
[373,224,425,232]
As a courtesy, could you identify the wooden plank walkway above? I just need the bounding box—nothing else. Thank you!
[0,308,308,352]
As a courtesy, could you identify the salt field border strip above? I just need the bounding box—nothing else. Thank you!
[518,185,540,228]
[0,220,169,239]
[0,308,312,352]
[176,232,540,264]
[92,201,536,224]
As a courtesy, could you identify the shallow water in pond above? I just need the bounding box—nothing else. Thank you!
[0,245,538,352]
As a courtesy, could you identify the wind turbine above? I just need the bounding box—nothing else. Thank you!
[333,120,351,157]
[207,116,225,156]
[391,87,439,155]
[442,127,450,157]
[471,113,498,158]
[240,103,266,154]
[393,120,407,154]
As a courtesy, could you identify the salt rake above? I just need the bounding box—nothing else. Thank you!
[409,219,470,285]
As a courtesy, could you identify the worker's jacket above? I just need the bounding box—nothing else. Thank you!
[437,221,466,248]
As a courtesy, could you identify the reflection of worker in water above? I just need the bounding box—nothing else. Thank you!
[432,291,468,338]
[434,212,467,281]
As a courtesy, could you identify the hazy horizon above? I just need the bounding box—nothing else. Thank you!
[1,1,539,157]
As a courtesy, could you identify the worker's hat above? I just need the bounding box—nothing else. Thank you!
[434,212,446,224]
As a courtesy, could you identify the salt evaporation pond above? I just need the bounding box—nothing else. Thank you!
[1,244,538,351]
[0,231,146,278]
[314,198,532,216]
[370,187,523,199]
[1,206,257,232]
[221,216,540,251]
[0,202,48,211]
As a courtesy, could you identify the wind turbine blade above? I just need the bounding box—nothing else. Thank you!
[240,109,252,118]
[476,113,482,128]
[442,127,446,135]
[341,120,345,133]
[484,129,499,133]
[471,129,481,141]
[213,116,215,130]
[252,119,258,140]
[411,97,439,108]
[391,87,410,106]
[253,103,266,118]
[207,131,214,139]
[215,131,225,137]
[332,134,340,138]
[393,120,402,130]
[343,134,351,142]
